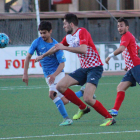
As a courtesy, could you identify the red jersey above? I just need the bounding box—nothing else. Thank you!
[61,28,103,68]
[121,31,140,70]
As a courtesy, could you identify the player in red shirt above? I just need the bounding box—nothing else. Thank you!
[105,17,140,117]
[36,13,116,126]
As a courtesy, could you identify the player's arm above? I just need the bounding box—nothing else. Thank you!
[105,45,125,64]
[35,46,57,62]
[22,53,32,85]
[48,62,65,85]
[55,43,87,54]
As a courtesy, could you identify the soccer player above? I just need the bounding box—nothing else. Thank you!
[105,17,140,117]
[22,21,85,126]
[36,13,116,126]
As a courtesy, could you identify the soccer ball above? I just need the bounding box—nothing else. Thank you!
[0,33,9,48]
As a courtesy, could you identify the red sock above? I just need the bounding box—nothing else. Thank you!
[63,88,86,110]
[93,100,112,118]
[113,91,125,111]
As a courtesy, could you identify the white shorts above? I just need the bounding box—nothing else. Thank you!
[45,72,65,98]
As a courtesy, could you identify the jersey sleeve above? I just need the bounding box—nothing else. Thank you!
[79,28,88,45]
[28,39,38,55]
[55,50,66,63]
[120,34,130,47]
[60,36,69,46]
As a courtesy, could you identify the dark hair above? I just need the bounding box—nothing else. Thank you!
[64,13,78,26]
[118,17,129,26]
[38,21,52,31]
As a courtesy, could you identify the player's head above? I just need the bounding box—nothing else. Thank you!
[38,21,52,41]
[63,13,78,34]
[117,17,129,35]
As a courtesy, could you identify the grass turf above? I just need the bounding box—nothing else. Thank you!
[0,75,140,140]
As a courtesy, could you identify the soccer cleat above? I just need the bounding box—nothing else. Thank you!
[80,86,96,99]
[100,118,116,126]
[59,119,73,126]
[108,109,118,117]
[73,106,91,120]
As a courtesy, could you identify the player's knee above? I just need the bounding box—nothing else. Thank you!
[56,84,66,93]
[83,96,91,104]
[49,91,56,100]
[117,85,124,92]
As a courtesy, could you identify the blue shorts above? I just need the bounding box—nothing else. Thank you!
[69,66,103,87]
[121,65,140,87]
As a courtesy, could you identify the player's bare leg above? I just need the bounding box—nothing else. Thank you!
[80,83,116,126]
[56,75,90,118]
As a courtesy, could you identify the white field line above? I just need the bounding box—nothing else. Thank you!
[0,130,140,139]
[0,83,118,91]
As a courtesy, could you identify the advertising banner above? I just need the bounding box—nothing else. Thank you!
[0,47,43,75]
[100,44,125,71]
[0,46,78,75]
[1,43,139,75]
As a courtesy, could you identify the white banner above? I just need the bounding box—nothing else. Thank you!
[0,46,79,75]
[100,44,125,71]
[0,47,43,75]
[0,43,139,75]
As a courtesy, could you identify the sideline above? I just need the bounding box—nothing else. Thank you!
[0,130,140,139]
[0,71,126,79]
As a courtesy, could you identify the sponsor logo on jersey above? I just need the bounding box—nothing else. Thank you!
[91,78,95,80]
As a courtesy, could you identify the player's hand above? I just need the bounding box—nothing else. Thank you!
[22,74,28,86]
[35,55,43,62]
[47,74,56,85]
[124,67,128,71]
[55,43,65,50]
[105,57,110,65]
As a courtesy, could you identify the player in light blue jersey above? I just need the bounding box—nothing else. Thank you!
[22,21,84,126]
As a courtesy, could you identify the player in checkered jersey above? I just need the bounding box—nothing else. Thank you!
[36,13,116,126]
[106,17,140,117]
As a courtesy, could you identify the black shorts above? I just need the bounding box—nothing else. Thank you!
[69,66,103,87]
[121,65,140,87]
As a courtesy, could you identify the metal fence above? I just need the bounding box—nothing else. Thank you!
[0,11,140,46]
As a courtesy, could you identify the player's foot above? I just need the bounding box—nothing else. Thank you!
[108,109,118,117]
[80,86,96,99]
[59,119,73,126]
[100,118,116,126]
[73,106,90,120]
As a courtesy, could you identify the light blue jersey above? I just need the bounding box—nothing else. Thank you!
[28,37,66,77]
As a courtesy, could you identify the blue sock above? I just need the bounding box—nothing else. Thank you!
[53,97,68,119]
[75,90,83,98]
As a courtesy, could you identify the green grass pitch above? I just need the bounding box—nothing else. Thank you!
[0,75,140,140]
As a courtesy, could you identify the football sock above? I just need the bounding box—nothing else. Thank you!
[53,97,68,118]
[75,90,83,98]
[93,100,112,118]
[63,88,86,110]
[113,91,125,111]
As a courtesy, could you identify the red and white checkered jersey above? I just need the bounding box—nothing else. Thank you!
[61,28,103,68]
[121,31,140,70]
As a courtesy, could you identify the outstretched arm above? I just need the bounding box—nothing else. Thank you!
[55,43,87,54]
[105,45,125,64]
[22,53,32,85]
[35,46,57,62]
